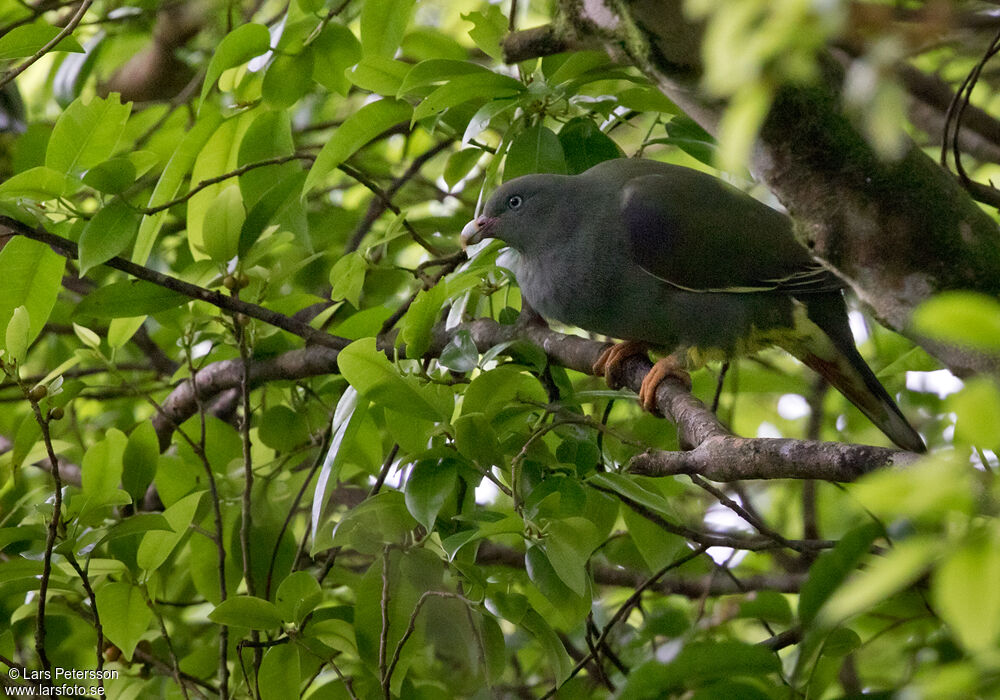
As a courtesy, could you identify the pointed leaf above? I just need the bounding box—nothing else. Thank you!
[200,23,271,105]
[304,99,412,196]
[78,198,142,274]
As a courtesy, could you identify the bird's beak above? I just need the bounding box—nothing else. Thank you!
[460,216,497,249]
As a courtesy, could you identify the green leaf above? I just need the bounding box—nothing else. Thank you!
[0,22,84,60]
[336,337,451,421]
[259,644,301,700]
[557,117,623,174]
[263,49,315,108]
[96,513,172,547]
[134,106,223,264]
[311,388,370,554]
[462,7,507,61]
[200,23,271,105]
[736,590,793,624]
[504,125,567,181]
[412,73,523,124]
[525,543,591,619]
[622,641,781,694]
[589,473,678,522]
[360,0,415,58]
[0,525,47,552]
[454,413,504,468]
[311,23,361,95]
[78,198,142,274]
[123,422,159,504]
[0,237,66,354]
[95,582,153,662]
[949,377,1000,450]
[240,171,306,255]
[399,282,448,358]
[520,609,574,683]
[304,99,412,196]
[818,536,941,626]
[136,491,204,573]
[0,558,44,585]
[330,491,418,554]
[798,522,880,624]
[5,306,29,363]
[462,365,547,420]
[74,280,188,320]
[932,525,1000,652]
[463,98,516,144]
[329,251,368,308]
[202,185,245,263]
[82,428,127,496]
[345,56,411,95]
[617,87,679,113]
[46,94,131,175]
[82,157,137,194]
[0,166,76,200]
[404,458,457,531]
[439,330,479,372]
[398,59,493,95]
[443,148,483,189]
[401,28,468,62]
[541,529,588,596]
[276,571,323,625]
[912,291,1000,352]
[544,51,612,84]
[849,455,973,522]
[622,505,686,571]
[258,405,310,452]
[209,596,284,630]
[187,113,253,260]
[716,82,773,172]
[74,322,100,349]
[237,110,296,209]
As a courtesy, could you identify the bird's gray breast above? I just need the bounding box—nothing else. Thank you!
[507,233,661,340]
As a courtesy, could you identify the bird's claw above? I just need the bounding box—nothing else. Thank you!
[592,341,649,390]
[638,356,692,412]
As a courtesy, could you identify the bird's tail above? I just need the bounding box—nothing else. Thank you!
[776,300,926,453]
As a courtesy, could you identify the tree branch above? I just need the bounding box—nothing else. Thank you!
[149,315,917,478]
[0,217,350,351]
[629,434,919,482]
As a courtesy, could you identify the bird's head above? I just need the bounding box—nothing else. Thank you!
[460,174,565,252]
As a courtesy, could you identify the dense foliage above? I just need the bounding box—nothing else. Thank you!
[1,1,999,698]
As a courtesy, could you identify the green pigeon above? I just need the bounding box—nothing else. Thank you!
[461,158,925,453]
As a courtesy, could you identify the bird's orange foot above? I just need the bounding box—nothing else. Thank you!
[638,355,693,412]
[592,341,649,390]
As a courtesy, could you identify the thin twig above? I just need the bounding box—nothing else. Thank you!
[337,163,445,256]
[384,591,476,688]
[0,218,349,351]
[379,547,392,700]
[539,546,710,699]
[0,0,94,90]
[139,154,313,215]
[63,554,105,693]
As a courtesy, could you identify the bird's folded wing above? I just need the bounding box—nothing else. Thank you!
[621,173,843,295]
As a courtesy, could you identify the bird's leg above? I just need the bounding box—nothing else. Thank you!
[592,340,649,390]
[516,298,548,329]
[638,352,693,412]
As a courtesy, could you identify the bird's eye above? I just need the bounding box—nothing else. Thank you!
[507,195,523,210]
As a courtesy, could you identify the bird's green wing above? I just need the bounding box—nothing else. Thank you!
[620,169,842,294]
